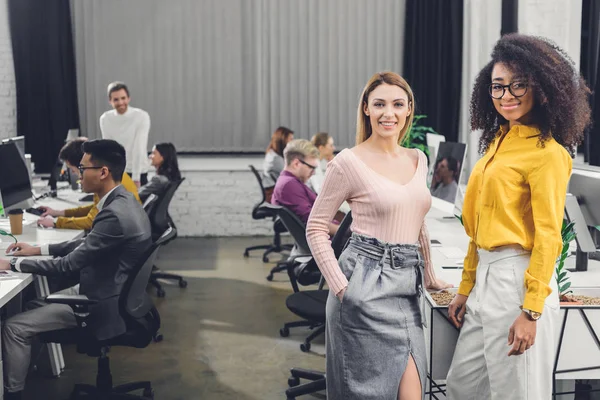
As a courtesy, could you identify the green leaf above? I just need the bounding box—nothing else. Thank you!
[560,281,572,293]
[558,271,567,282]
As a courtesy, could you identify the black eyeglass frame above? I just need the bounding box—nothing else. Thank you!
[488,82,529,100]
[298,159,318,170]
[78,165,105,175]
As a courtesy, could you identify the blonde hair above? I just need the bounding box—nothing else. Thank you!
[311,132,331,148]
[283,139,320,166]
[356,71,415,145]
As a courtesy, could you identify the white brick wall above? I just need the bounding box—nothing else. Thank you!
[0,0,16,140]
[170,168,275,237]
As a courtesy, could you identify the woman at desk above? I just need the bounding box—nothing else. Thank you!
[38,138,141,230]
[446,34,592,399]
[138,142,181,203]
[307,71,450,400]
[262,126,294,201]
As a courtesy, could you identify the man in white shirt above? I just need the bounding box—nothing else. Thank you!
[99,82,150,187]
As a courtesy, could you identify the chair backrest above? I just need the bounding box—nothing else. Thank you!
[148,178,185,238]
[249,165,267,204]
[332,211,353,258]
[117,227,173,341]
[262,203,310,256]
[142,194,158,214]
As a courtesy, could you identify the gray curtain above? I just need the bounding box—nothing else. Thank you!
[72,0,406,152]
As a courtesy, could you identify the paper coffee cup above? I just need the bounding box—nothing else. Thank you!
[8,209,23,235]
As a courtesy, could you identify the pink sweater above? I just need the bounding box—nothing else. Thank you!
[306,148,438,295]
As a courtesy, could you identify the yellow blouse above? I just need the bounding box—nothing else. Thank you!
[458,124,572,313]
[56,173,141,230]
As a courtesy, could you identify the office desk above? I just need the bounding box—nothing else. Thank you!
[0,193,88,381]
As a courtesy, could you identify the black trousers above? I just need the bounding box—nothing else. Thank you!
[126,172,148,186]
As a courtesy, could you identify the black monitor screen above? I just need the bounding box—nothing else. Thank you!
[0,142,31,209]
[1,136,25,159]
[428,142,467,205]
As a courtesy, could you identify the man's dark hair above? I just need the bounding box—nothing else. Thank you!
[107,81,130,99]
[59,137,86,166]
[82,139,126,182]
[444,156,459,174]
[471,34,591,155]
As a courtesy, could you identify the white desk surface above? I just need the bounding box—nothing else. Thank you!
[425,207,600,290]
[0,192,86,308]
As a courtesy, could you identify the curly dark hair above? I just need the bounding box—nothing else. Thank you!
[471,34,591,155]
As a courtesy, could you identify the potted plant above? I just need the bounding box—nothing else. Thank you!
[556,221,581,304]
[402,115,438,157]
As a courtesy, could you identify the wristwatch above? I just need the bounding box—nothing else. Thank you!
[9,257,18,272]
[522,308,542,321]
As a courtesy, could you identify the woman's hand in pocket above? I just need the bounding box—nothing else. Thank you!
[336,286,348,303]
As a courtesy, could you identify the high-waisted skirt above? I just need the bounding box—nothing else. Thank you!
[325,233,427,400]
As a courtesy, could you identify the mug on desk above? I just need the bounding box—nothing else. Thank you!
[8,209,23,235]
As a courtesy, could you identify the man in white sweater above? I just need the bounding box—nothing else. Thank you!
[99,82,150,187]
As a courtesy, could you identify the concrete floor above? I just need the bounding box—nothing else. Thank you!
[24,237,326,400]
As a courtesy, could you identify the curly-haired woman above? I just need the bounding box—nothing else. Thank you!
[446,34,591,399]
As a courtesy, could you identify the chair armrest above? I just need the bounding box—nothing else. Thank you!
[46,294,98,327]
[45,294,98,306]
[294,256,313,264]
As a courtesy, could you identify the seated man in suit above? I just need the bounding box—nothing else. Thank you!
[37,137,141,229]
[272,139,338,236]
[0,139,152,400]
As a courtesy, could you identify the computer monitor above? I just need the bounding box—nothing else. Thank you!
[1,136,25,159]
[0,141,33,212]
[429,141,467,215]
[426,133,446,165]
[66,129,79,142]
[569,168,600,228]
[566,167,600,271]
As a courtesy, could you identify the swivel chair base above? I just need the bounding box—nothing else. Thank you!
[70,351,154,400]
[285,368,326,400]
[150,266,188,297]
[279,321,325,352]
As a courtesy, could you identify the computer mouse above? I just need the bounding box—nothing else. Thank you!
[6,247,19,255]
[37,224,51,230]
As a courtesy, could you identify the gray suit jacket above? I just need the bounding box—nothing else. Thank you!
[20,185,152,340]
[138,174,170,203]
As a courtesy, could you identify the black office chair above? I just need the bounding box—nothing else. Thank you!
[146,178,188,297]
[261,204,312,281]
[284,212,353,400]
[280,212,352,351]
[243,165,292,262]
[38,228,173,400]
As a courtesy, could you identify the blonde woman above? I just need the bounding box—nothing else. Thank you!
[306,71,451,400]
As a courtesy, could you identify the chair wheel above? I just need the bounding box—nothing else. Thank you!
[266,274,274,281]
[263,255,269,263]
[243,250,249,257]
[153,334,164,342]
[279,327,290,337]
[157,289,166,298]
[300,342,311,352]
[288,376,300,387]
[179,280,188,288]
[143,388,154,399]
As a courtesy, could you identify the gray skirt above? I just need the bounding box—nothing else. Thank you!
[326,233,427,400]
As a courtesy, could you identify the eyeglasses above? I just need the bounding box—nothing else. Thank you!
[488,82,528,99]
[78,165,104,175]
[299,159,318,170]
